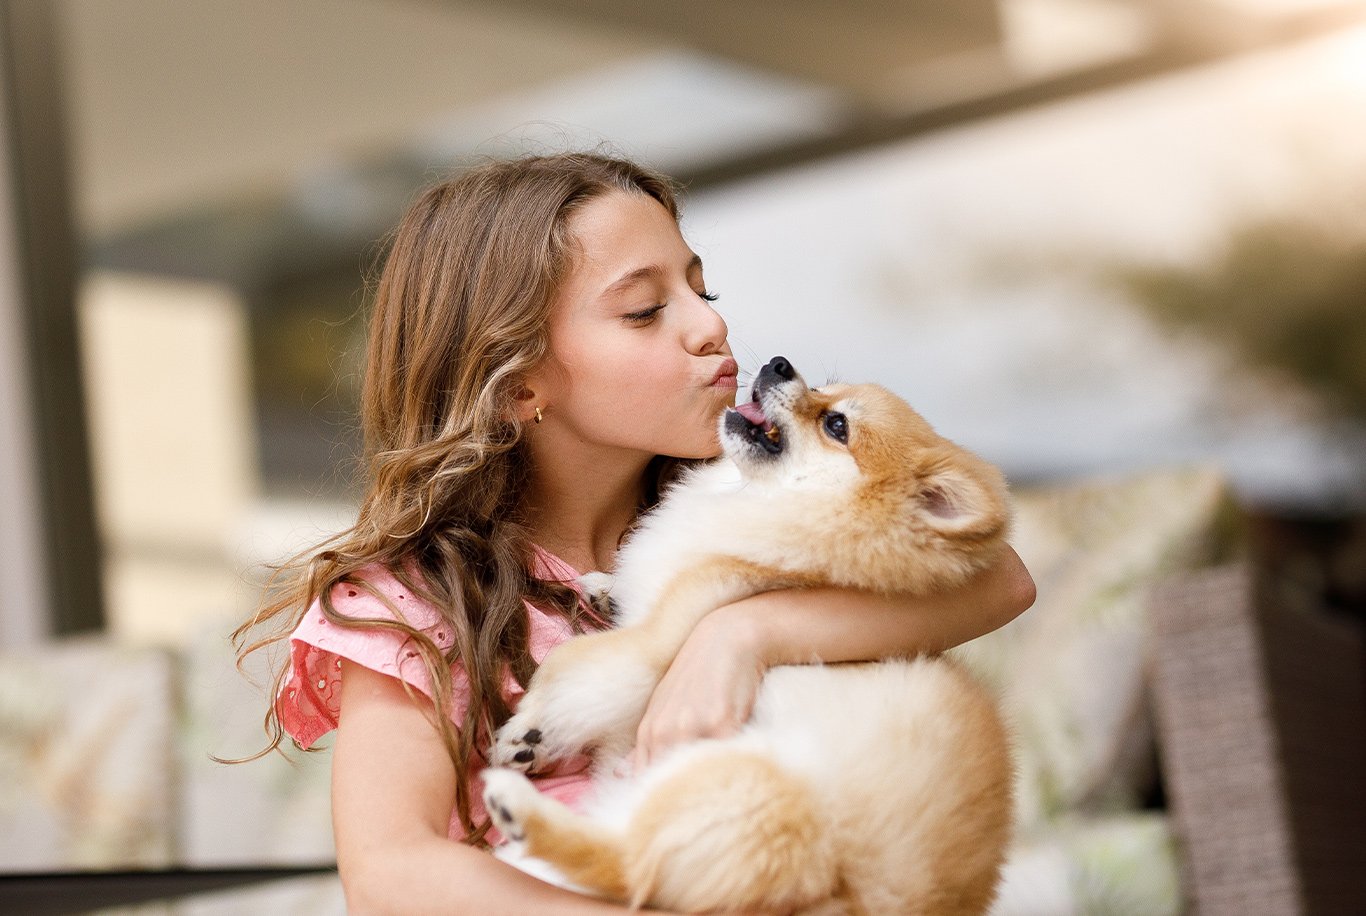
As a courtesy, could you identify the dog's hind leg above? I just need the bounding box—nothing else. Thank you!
[622,751,841,913]
[482,768,630,900]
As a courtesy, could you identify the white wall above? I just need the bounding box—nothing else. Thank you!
[686,25,1366,509]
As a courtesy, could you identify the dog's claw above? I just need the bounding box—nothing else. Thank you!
[492,712,556,774]
[577,571,618,620]
[481,768,539,844]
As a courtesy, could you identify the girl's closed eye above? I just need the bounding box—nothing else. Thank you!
[623,303,666,324]
[622,290,719,325]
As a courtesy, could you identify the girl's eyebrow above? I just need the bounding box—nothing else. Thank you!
[600,253,703,297]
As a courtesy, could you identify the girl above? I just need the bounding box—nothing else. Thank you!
[235,152,1035,914]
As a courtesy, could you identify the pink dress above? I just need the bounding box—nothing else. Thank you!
[275,545,602,842]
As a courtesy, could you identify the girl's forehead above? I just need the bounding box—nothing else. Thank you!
[565,192,691,283]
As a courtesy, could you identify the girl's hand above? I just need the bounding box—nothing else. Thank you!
[631,606,767,771]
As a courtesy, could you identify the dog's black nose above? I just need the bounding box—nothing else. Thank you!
[767,356,795,380]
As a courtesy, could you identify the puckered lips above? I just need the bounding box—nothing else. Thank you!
[729,396,783,454]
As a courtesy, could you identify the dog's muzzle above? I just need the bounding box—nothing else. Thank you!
[722,355,800,458]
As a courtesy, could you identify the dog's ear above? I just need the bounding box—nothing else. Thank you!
[914,461,1007,541]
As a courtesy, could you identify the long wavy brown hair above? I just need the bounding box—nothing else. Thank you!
[230,152,681,844]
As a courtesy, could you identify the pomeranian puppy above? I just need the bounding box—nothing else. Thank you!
[484,356,1014,915]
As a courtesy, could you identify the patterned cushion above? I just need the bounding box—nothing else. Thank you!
[178,619,334,866]
[953,466,1235,835]
[0,638,175,869]
[992,813,1182,916]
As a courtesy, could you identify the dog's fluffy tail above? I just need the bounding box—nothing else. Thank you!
[624,751,840,912]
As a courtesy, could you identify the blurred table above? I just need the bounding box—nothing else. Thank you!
[0,864,336,914]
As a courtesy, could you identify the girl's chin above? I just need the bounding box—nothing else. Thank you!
[680,436,725,461]
[677,447,724,461]
[650,408,726,460]
[654,433,723,461]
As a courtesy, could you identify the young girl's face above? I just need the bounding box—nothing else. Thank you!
[535,190,737,460]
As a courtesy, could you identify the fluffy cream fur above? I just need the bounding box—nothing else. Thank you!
[484,359,1015,914]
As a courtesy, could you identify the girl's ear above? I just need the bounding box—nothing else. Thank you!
[517,353,571,424]
[511,386,540,424]
[914,464,1006,540]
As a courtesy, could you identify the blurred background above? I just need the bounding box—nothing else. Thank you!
[1,1,1364,913]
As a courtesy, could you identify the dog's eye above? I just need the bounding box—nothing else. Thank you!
[823,411,848,443]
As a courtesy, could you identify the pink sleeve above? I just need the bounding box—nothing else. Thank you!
[275,565,468,749]
[274,552,602,841]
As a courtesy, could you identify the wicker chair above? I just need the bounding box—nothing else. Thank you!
[1149,564,1366,915]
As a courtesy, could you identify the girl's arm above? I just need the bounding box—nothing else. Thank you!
[333,660,663,915]
[632,546,1034,766]
[735,544,1035,664]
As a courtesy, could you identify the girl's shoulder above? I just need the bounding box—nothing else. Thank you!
[278,563,459,749]
[276,552,590,750]
[312,561,447,632]
[296,549,588,652]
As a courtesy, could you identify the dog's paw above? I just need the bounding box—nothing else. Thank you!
[481,767,541,844]
[491,710,552,775]
[576,571,618,620]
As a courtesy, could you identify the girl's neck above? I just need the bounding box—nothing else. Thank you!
[522,438,652,575]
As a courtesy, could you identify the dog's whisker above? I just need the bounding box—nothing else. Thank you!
[728,336,765,369]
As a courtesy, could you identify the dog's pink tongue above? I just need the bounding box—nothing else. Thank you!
[735,401,768,426]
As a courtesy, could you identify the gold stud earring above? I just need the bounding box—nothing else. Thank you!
[534,406,543,424]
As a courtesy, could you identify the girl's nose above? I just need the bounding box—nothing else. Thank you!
[686,294,729,356]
